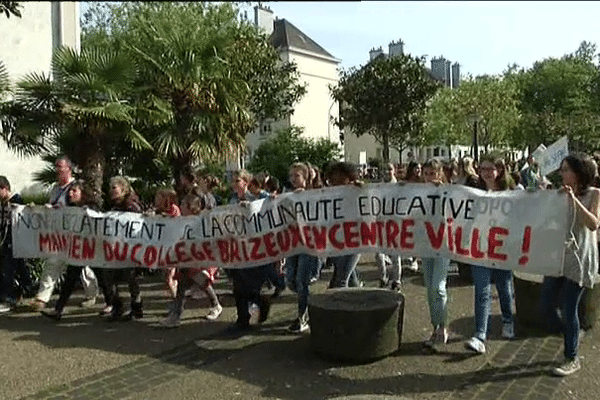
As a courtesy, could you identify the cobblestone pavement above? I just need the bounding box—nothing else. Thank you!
[5,261,600,400]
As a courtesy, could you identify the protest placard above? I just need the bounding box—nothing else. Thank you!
[539,136,569,176]
[12,183,569,276]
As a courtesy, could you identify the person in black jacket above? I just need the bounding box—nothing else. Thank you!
[0,176,33,312]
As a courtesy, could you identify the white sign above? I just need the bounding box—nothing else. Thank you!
[12,183,569,275]
[540,136,569,176]
[531,144,547,165]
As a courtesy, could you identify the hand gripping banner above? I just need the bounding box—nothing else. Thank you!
[12,183,569,275]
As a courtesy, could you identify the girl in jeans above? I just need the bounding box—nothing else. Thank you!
[540,153,599,376]
[324,162,362,289]
[465,155,516,354]
[285,162,320,334]
[421,160,451,347]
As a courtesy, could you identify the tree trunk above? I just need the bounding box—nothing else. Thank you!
[80,133,106,210]
[382,133,390,163]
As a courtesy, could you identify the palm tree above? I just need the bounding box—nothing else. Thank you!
[2,46,165,208]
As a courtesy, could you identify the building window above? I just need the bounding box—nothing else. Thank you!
[260,122,272,136]
[426,148,432,159]
[433,147,440,157]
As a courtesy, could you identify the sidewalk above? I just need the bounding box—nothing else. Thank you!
[2,258,600,400]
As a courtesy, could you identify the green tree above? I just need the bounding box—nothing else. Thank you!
[513,41,600,152]
[2,47,165,208]
[81,1,305,184]
[1,1,21,18]
[330,54,441,163]
[424,75,521,153]
[247,126,342,188]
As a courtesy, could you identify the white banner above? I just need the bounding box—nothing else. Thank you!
[12,183,569,275]
[540,136,569,176]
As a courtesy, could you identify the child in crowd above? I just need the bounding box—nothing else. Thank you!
[41,180,110,320]
[376,163,402,291]
[465,155,515,354]
[324,162,362,288]
[160,193,222,328]
[226,170,271,332]
[540,153,600,376]
[420,160,451,347]
[0,176,32,312]
[154,188,181,299]
[285,162,321,333]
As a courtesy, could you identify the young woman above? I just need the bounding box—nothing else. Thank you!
[41,181,109,320]
[465,155,516,354]
[405,161,423,183]
[285,162,321,333]
[103,176,144,321]
[160,193,223,327]
[420,160,452,347]
[225,170,271,332]
[154,188,182,299]
[324,162,362,289]
[540,153,600,376]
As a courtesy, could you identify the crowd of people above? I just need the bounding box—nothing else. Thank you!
[0,151,598,378]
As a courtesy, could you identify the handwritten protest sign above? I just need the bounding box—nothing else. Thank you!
[539,136,569,176]
[12,183,569,276]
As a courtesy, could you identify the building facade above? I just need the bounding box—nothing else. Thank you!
[0,1,80,193]
[241,6,342,166]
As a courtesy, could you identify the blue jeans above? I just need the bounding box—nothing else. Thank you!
[540,276,584,359]
[328,254,361,288]
[471,265,514,341]
[286,254,319,319]
[421,257,450,328]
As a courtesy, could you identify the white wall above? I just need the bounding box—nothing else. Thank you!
[0,1,79,194]
[285,50,340,145]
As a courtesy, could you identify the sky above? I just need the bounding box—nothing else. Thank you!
[239,1,600,77]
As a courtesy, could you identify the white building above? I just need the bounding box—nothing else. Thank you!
[0,1,80,193]
[238,5,342,167]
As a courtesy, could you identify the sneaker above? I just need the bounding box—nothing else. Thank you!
[27,299,46,312]
[79,297,96,308]
[0,303,11,313]
[423,331,437,348]
[99,305,113,316]
[390,282,402,292]
[287,318,309,334]
[160,313,181,328]
[553,357,581,376]
[409,259,420,272]
[435,327,449,344]
[465,337,486,354]
[41,309,62,321]
[206,304,223,321]
[502,322,515,339]
[258,295,271,323]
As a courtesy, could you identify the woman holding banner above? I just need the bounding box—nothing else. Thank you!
[102,176,144,321]
[421,160,451,347]
[465,155,516,355]
[540,153,600,376]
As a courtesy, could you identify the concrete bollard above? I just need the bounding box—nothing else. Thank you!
[514,272,600,331]
[308,288,404,363]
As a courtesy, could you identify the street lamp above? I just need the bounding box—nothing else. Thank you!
[468,113,481,162]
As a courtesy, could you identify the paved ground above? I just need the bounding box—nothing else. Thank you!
[2,256,600,400]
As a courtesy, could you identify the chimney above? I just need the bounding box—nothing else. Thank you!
[254,5,274,36]
[388,39,404,58]
[369,46,384,61]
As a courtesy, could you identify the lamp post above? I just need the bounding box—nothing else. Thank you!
[468,113,480,162]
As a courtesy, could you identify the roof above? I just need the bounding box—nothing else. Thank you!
[270,18,338,62]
